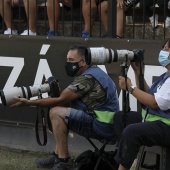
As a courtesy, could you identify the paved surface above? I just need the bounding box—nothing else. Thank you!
[0,146,137,170]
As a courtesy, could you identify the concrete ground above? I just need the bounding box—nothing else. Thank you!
[0,146,52,170]
[0,146,137,170]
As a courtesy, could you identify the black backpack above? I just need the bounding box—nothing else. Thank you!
[73,150,118,170]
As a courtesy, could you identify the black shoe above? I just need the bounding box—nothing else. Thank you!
[117,35,123,38]
[53,159,75,170]
[102,33,108,38]
[35,151,58,168]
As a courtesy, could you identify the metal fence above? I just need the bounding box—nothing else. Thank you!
[0,0,169,40]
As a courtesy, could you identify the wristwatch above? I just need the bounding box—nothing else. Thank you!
[128,85,136,94]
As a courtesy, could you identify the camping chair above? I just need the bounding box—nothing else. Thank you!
[82,111,142,170]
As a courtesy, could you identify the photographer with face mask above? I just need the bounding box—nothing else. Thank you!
[10,45,120,170]
[116,38,170,170]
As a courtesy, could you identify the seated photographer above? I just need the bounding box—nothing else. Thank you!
[115,38,170,170]
[11,45,120,170]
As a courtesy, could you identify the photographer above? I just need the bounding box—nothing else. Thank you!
[11,45,120,170]
[115,38,170,170]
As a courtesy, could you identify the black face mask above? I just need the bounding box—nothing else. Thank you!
[65,60,82,77]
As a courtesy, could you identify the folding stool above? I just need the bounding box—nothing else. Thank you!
[86,137,117,170]
[135,145,170,170]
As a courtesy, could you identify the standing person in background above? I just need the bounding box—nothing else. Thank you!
[47,0,61,36]
[116,0,170,37]
[47,0,80,36]
[82,0,108,38]
[140,0,170,28]
[115,0,140,38]
[99,0,140,38]
[0,0,40,35]
[115,38,170,170]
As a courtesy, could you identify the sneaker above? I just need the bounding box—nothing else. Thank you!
[4,28,18,35]
[81,30,90,38]
[35,152,57,168]
[149,14,158,28]
[117,35,123,38]
[163,17,170,28]
[53,159,75,170]
[20,29,37,36]
[48,30,60,36]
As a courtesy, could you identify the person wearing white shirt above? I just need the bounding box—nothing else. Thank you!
[115,38,170,170]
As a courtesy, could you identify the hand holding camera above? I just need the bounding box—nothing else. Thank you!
[0,76,60,106]
[119,76,133,91]
[10,97,30,107]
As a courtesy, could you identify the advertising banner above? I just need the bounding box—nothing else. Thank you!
[0,36,166,126]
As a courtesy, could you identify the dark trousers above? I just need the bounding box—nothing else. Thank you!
[113,111,142,144]
[114,120,170,169]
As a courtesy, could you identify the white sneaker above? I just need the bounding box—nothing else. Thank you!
[149,14,158,28]
[4,28,18,35]
[20,29,37,36]
[163,17,170,28]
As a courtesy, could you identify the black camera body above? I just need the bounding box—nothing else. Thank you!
[131,49,144,62]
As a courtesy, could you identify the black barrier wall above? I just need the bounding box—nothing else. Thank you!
[0,35,166,152]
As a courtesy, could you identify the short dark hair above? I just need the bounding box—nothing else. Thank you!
[162,38,170,48]
[69,45,86,58]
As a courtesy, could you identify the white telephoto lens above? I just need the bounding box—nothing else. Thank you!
[29,83,50,97]
[90,47,109,65]
[2,87,23,106]
[117,50,134,61]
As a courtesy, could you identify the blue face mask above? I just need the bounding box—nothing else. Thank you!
[158,50,170,67]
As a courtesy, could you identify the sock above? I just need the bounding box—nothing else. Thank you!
[52,151,58,158]
[58,157,70,163]
[54,153,58,158]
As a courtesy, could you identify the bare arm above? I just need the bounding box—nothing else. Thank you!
[130,61,150,92]
[119,76,159,109]
[10,88,79,108]
[134,71,150,92]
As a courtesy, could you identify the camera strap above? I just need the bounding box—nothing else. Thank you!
[34,76,60,146]
[138,60,145,110]
[35,91,48,146]
[35,106,48,146]
[121,56,131,128]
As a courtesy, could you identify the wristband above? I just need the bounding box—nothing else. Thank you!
[128,85,136,94]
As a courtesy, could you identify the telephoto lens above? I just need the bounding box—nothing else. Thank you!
[85,47,136,65]
[0,76,60,106]
[0,84,50,106]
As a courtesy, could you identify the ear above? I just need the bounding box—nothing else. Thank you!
[82,58,86,66]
